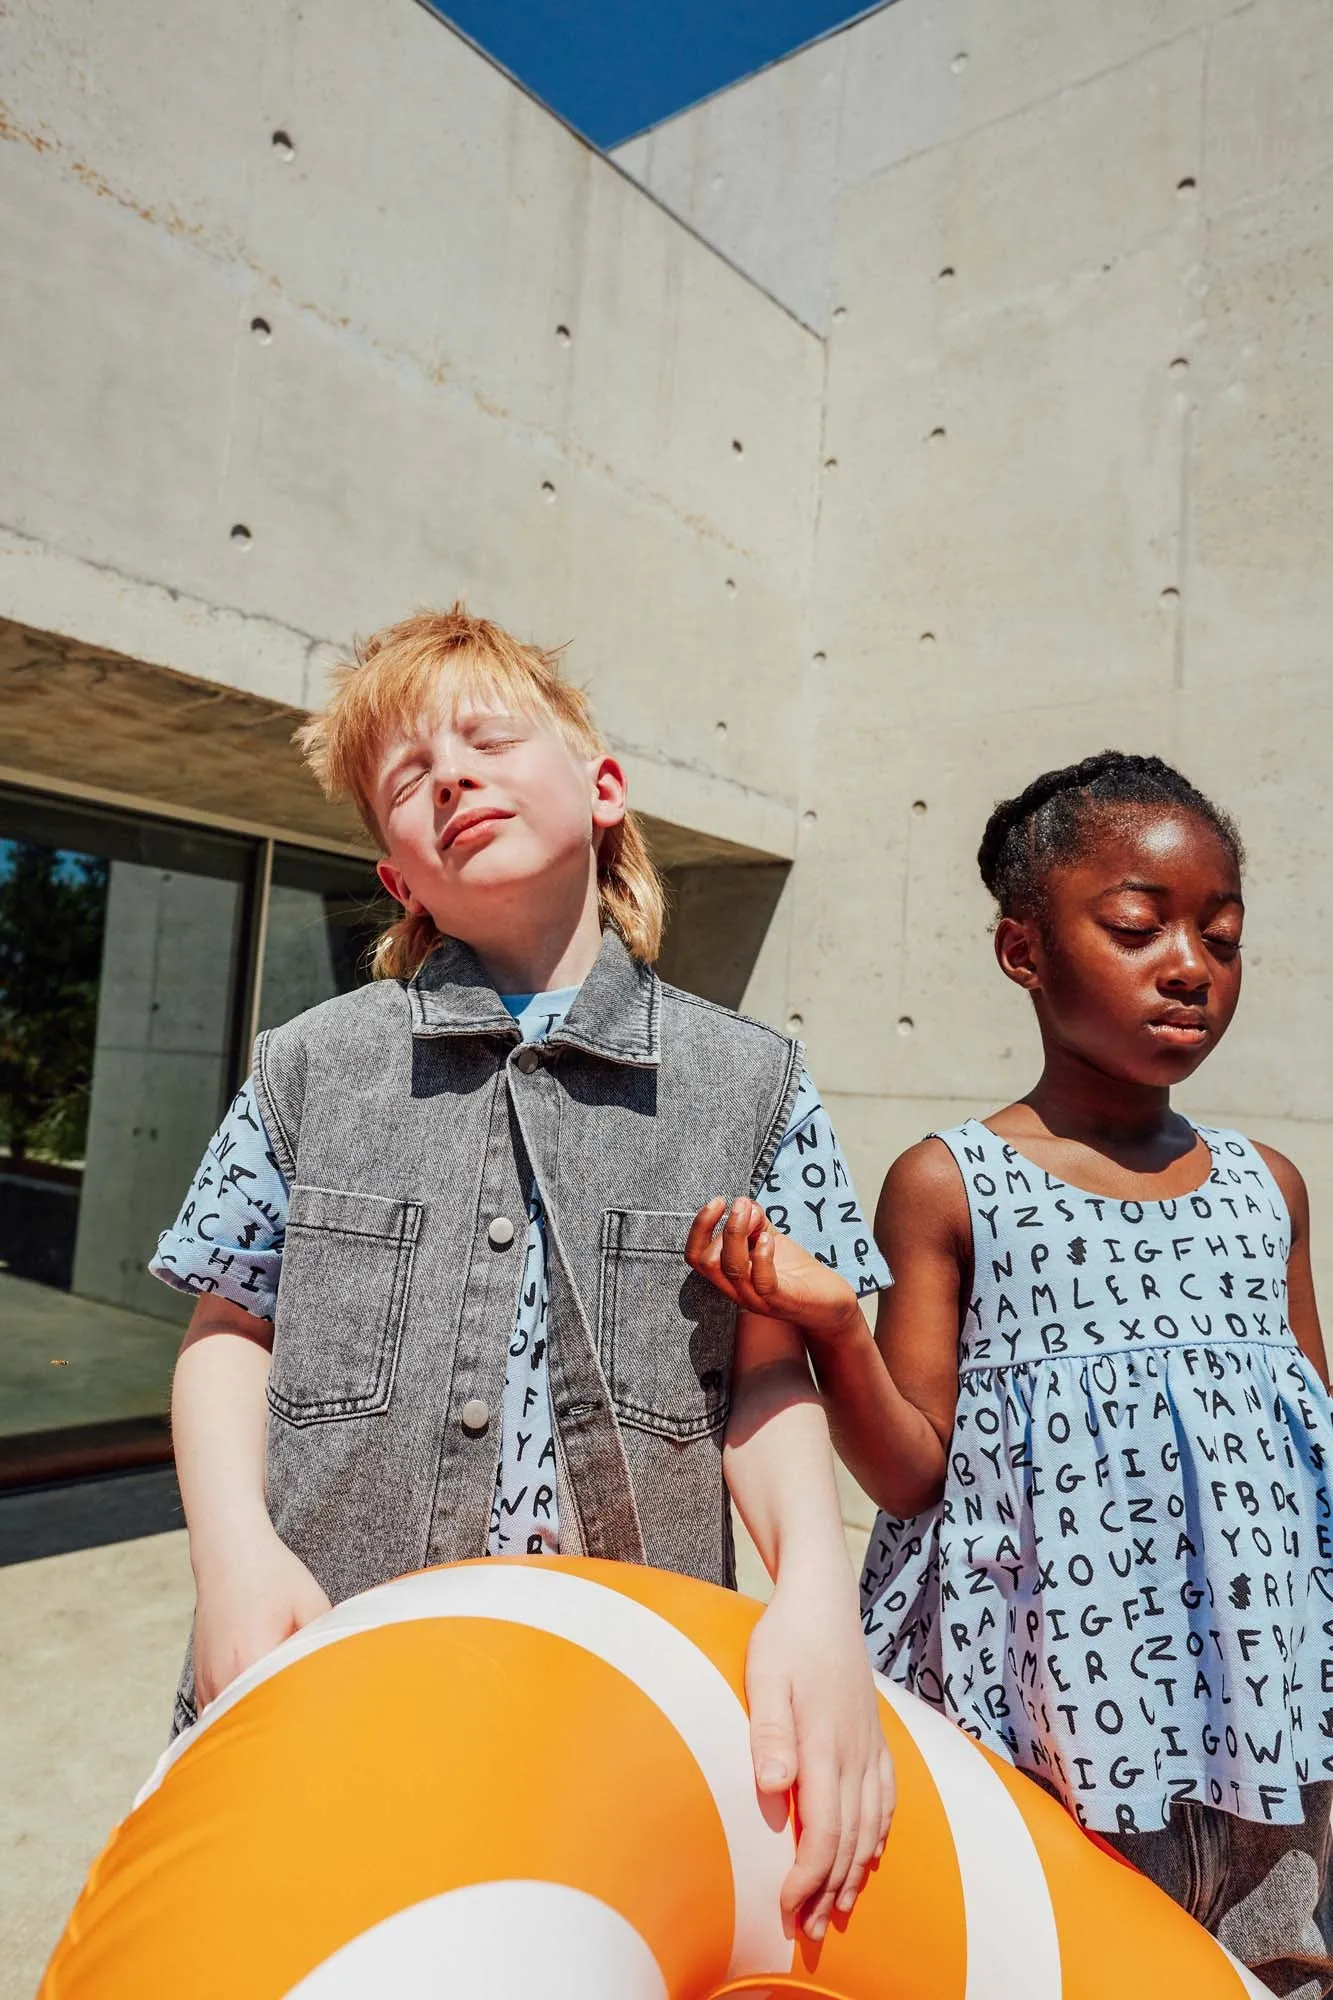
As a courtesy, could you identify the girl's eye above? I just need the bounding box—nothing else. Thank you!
[1205,933,1242,957]
[1107,923,1157,942]
[390,772,425,808]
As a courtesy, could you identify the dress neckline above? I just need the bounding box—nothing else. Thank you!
[964,1116,1220,1207]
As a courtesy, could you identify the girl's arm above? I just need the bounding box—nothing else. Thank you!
[1256,1144,1329,1388]
[689,1139,968,1519]
[813,1142,968,1516]
[173,1298,331,1708]
[724,1310,894,1943]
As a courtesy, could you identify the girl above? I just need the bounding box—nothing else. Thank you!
[153,605,894,1942]
[689,751,1333,1993]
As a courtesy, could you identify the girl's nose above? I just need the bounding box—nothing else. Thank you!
[1162,926,1210,989]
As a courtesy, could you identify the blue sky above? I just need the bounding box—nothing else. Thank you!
[432,2,876,149]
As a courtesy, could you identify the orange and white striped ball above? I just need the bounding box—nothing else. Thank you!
[43,1557,1267,1999]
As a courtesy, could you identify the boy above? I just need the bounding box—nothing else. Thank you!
[154,605,893,1939]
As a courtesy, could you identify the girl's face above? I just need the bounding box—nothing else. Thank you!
[371,699,626,943]
[996,806,1245,1086]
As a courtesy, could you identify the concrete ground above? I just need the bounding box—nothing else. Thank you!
[0,1531,194,1998]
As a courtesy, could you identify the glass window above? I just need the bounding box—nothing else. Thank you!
[0,787,251,1471]
[256,844,386,1033]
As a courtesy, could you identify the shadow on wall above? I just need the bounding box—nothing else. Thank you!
[657,862,788,1011]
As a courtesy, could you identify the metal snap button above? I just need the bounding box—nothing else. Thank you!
[460,1398,490,1437]
[487,1215,516,1250]
[513,1044,540,1074]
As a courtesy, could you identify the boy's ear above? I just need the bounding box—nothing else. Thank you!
[376,856,423,913]
[994,915,1043,993]
[590,753,628,834]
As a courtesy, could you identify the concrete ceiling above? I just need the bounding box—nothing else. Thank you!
[0,619,778,871]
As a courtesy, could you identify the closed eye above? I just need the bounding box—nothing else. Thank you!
[390,771,426,808]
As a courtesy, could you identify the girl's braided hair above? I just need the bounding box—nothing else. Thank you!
[977,750,1244,919]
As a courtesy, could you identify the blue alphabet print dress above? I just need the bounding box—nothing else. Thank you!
[860,1119,1333,1835]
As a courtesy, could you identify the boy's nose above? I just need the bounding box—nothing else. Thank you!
[435,771,479,807]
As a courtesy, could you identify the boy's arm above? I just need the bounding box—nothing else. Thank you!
[173,1297,331,1709]
[724,1310,894,1942]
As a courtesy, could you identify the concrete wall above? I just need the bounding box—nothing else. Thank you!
[0,0,820,878]
[616,0,1333,1562]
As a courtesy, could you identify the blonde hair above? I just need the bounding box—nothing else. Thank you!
[296,604,666,980]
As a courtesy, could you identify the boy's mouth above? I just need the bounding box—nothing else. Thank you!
[441,808,514,850]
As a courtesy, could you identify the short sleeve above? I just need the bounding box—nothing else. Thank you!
[758,1069,892,1300]
[148,1078,289,1320]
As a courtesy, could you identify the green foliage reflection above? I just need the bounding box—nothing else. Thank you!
[0,842,109,1166]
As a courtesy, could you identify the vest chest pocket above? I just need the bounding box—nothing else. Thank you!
[598,1209,736,1441]
[268,1185,422,1425]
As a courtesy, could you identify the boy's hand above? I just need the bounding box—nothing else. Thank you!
[686,1196,862,1338]
[746,1573,894,1940]
[192,1528,332,1711]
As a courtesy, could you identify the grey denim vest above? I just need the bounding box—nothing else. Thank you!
[173,931,799,1729]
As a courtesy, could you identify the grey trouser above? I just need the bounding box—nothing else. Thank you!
[1105,1784,1333,1998]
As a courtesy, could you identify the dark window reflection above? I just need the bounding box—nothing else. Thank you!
[0,841,108,1288]
[256,845,387,1033]
[0,787,248,1457]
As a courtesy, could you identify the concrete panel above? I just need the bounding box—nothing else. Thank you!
[72,863,241,1318]
[828,35,1204,359]
[832,0,1230,193]
[786,690,1179,1105]
[814,244,1190,732]
[1185,167,1333,692]
[0,1532,194,1999]
[1203,0,1333,217]
[1168,679,1333,1127]
[615,48,846,334]
[613,0,1241,330]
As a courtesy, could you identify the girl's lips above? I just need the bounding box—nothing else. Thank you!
[1146,1020,1209,1045]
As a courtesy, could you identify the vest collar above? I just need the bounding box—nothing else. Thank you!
[406,929,661,1069]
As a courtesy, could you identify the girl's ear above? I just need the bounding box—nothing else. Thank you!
[994,914,1043,993]
[376,856,423,913]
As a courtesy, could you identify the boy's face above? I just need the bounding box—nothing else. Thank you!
[371,699,626,947]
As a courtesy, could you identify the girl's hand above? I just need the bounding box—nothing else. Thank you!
[192,1528,332,1710]
[686,1196,863,1338]
[745,1573,895,1939]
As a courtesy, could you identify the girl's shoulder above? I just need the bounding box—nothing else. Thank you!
[1189,1118,1304,1191]
[872,1130,975,1256]
[1211,1129,1310,1235]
